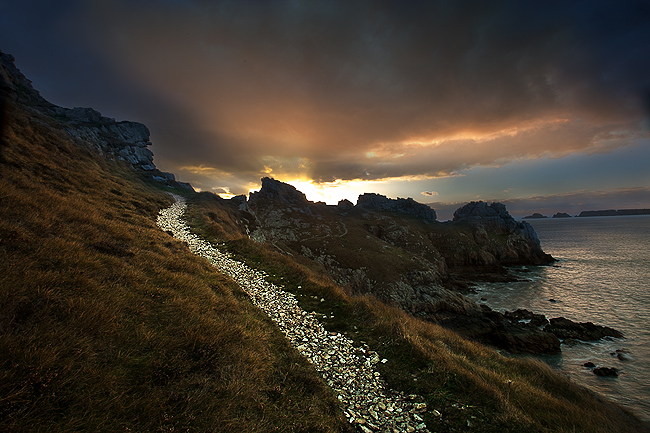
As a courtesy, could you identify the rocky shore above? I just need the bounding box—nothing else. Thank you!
[157,195,431,433]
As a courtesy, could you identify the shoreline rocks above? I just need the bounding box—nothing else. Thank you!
[544,317,624,341]
[437,305,625,355]
[593,367,619,377]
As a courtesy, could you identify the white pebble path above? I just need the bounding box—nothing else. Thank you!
[157,194,430,433]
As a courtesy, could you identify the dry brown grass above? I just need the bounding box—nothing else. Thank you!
[0,103,351,432]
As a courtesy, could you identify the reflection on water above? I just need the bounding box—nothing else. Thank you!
[465,215,650,421]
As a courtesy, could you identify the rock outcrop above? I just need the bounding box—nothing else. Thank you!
[435,305,561,354]
[248,177,309,206]
[57,108,156,171]
[544,317,624,340]
[1,51,157,172]
[451,201,554,266]
[356,193,437,221]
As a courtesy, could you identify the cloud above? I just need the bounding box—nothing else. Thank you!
[7,0,649,194]
[421,191,439,197]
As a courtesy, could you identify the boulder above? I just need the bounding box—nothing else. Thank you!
[612,349,633,361]
[593,367,618,377]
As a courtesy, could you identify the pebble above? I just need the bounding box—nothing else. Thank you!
[157,195,431,432]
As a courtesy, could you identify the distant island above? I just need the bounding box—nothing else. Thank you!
[523,213,547,219]
[578,209,650,217]
[523,209,650,219]
[523,212,573,219]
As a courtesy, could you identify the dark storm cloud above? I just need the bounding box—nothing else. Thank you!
[2,0,649,194]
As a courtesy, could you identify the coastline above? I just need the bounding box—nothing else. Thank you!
[469,214,650,422]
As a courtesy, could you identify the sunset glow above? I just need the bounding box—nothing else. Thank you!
[3,0,648,217]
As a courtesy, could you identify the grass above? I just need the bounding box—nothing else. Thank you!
[0,102,351,432]
[187,193,650,433]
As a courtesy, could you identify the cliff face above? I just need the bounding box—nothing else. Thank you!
[1,51,157,172]
[449,201,552,266]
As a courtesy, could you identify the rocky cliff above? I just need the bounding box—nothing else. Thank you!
[450,201,553,266]
[1,51,163,174]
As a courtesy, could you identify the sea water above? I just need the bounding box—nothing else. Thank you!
[466,215,650,421]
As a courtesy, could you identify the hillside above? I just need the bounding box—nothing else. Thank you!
[2,51,649,432]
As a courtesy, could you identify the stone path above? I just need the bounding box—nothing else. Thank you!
[157,194,430,433]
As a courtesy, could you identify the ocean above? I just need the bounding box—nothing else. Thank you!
[466,215,650,422]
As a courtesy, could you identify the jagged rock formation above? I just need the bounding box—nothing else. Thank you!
[450,201,553,267]
[249,177,309,206]
[552,212,572,218]
[1,51,164,174]
[357,193,437,221]
[54,107,156,171]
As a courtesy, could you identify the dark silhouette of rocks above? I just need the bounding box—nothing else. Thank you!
[504,308,549,327]
[336,199,354,211]
[544,317,624,340]
[451,201,554,266]
[578,209,650,217]
[248,177,309,206]
[523,213,547,219]
[593,367,618,377]
[438,305,560,354]
[552,212,572,218]
[357,193,437,221]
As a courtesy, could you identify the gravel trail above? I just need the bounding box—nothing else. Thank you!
[157,194,430,433]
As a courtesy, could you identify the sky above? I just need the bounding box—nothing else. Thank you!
[1,0,649,219]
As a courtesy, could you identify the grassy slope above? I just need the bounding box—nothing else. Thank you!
[188,193,649,433]
[0,103,351,432]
